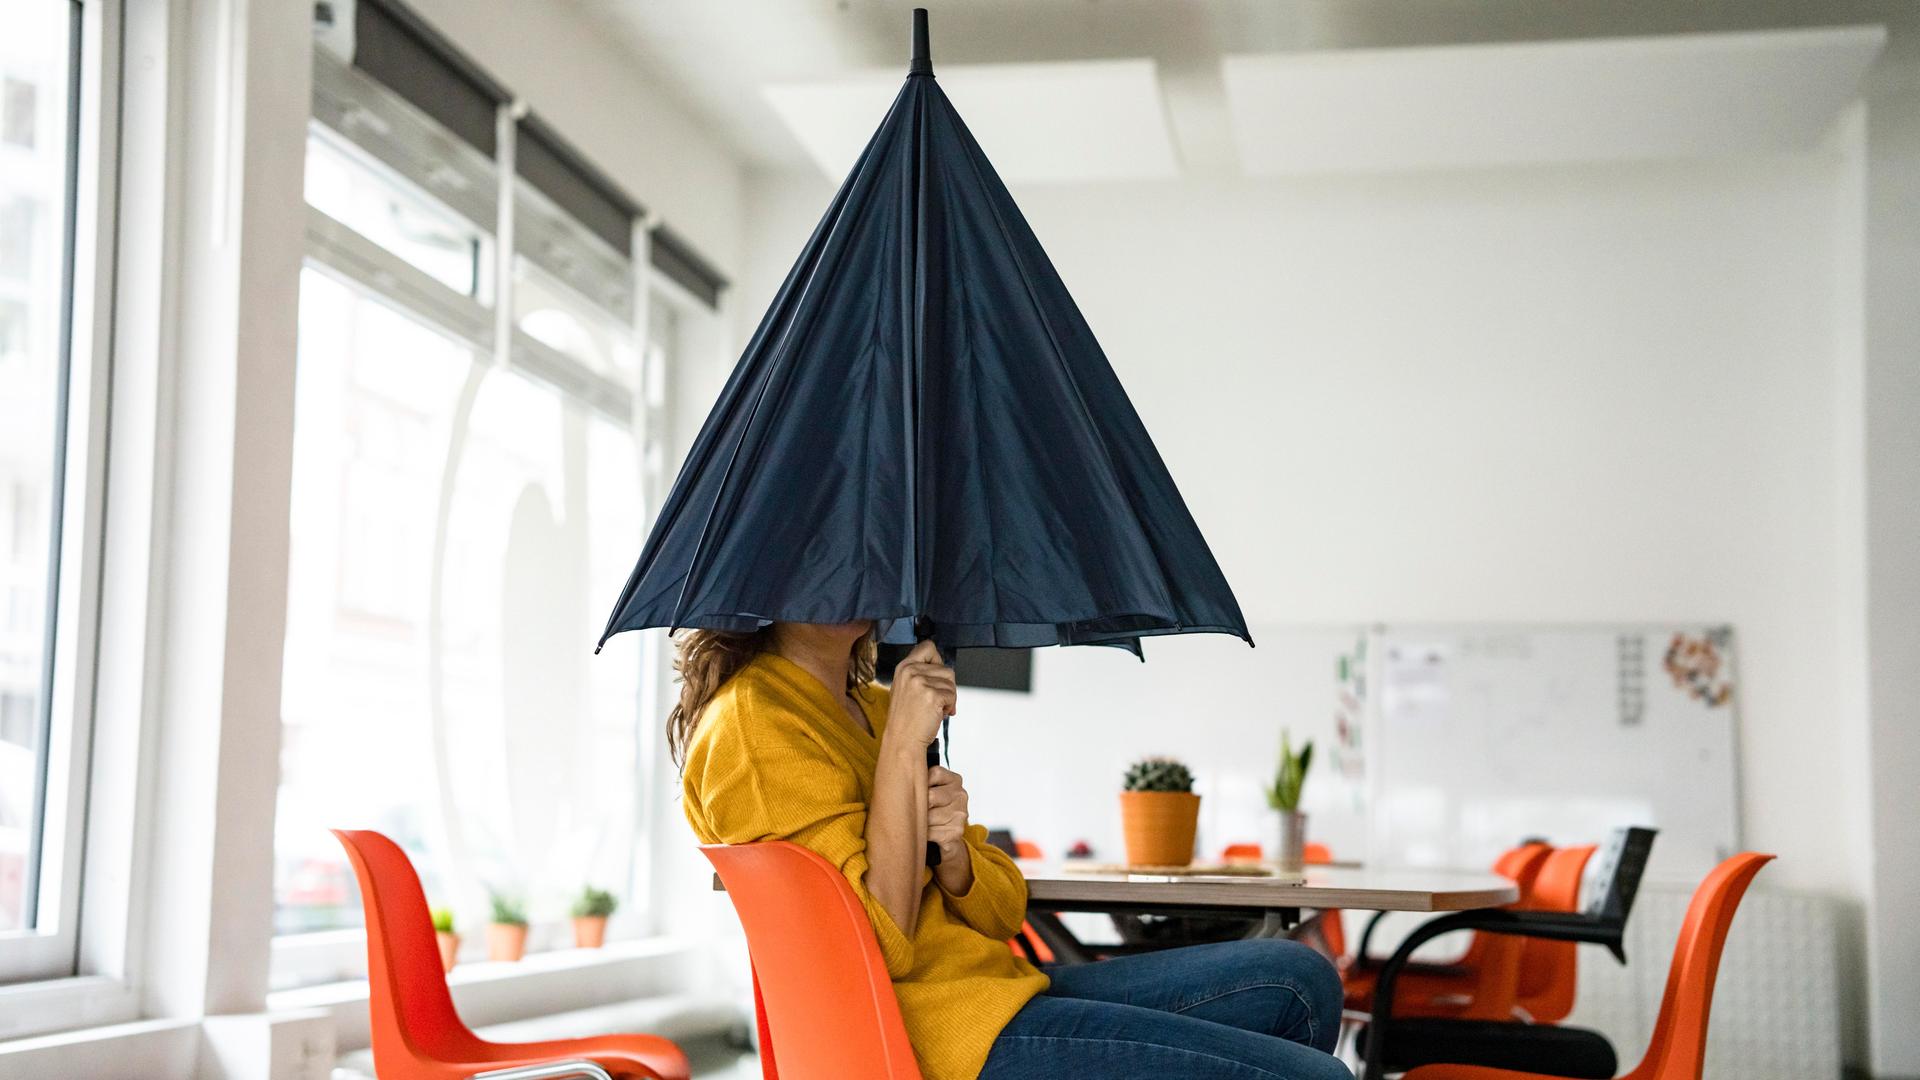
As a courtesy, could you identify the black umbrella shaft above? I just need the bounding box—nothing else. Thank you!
[918,614,945,866]
[925,739,942,867]
[909,8,933,76]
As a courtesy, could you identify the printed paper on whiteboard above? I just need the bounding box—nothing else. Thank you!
[1382,642,1450,725]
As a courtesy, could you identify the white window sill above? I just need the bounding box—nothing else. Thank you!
[0,1017,199,1075]
[0,973,143,1042]
[270,935,708,1050]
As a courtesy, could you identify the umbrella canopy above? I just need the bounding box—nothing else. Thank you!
[599,10,1248,657]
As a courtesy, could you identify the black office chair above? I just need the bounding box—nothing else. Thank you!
[1357,826,1658,1080]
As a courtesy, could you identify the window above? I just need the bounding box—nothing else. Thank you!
[305,127,485,297]
[272,50,663,989]
[0,0,78,949]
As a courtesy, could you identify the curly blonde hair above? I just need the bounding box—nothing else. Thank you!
[667,625,877,767]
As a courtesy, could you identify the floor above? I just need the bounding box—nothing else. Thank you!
[686,1032,760,1078]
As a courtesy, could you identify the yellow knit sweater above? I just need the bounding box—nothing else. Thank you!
[682,653,1048,1080]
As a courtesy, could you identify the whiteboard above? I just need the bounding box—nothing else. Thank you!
[1365,624,1740,884]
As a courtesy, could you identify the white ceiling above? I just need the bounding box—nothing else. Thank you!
[1224,27,1886,175]
[764,60,1181,184]
[571,1,1893,182]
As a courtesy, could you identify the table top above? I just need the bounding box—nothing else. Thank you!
[1020,861,1519,913]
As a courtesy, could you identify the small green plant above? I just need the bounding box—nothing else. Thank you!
[570,885,619,919]
[488,892,529,927]
[430,906,456,934]
[1123,756,1194,793]
[1265,731,1315,812]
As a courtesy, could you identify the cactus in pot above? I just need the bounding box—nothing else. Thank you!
[1118,756,1200,866]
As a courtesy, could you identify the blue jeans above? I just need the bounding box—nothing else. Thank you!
[978,939,1352,1080]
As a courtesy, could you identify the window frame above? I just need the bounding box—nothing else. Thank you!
[0,0,118,989]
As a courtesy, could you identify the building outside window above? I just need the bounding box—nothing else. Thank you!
[0,0,76,943]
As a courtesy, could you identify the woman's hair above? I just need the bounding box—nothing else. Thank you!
[667,624,877,766]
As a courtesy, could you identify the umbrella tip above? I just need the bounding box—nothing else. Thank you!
[909,8,933,77]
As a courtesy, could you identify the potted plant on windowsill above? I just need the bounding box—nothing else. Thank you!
[431,906,460,973]
[1265,731,1314,874]
[571,885,618,949]
[1119,757,1199,867]
[486,892,530,962]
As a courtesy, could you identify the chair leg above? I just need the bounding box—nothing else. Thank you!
[469,1062,617,1080]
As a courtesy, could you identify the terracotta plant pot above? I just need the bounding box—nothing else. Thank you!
[486,922,529,962]
[1119,790,1201,867]
[572,915,608,949]
[435,930,460,973]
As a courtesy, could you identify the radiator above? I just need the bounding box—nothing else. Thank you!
[1566,884,1842,1078]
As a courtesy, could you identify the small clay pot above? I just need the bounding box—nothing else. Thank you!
[572,915,608,949]
[486,922,529,962]
[435,930,460,973]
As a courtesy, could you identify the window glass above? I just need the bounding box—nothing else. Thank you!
[304,127,484,297]
[273,268,647,986]
[0,0,75,936]
[513,255,636,382]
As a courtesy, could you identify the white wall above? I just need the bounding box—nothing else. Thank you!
[731,116,1886,1064]
[740,145,1862,886]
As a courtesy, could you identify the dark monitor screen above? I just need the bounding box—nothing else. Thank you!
[875,644,1034,693]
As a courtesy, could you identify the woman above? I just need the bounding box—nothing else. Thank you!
[679,620,1351,1080]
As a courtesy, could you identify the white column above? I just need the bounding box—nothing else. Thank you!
[1862,33,1920,1078]
[131,0,312,1070]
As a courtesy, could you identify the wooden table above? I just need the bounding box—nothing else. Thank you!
[1021,861,1519,918]
[1017,861,1518,963]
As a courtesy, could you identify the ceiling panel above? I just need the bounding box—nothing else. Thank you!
[1224,26,1885,176]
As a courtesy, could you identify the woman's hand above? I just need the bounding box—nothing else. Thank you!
[867,640,956,937]
[929,766,976,894]
[885,640,957,749]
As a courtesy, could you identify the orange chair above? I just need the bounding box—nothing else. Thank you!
[333,830,688,1080]
[1386,844,1599,1024]
[1221,842,1264,863]
[1400,852,1774,1080]
[1510,845,1597,1023]
[1007,840,1055,964]
[1345,842,1553,1013]
[1290,843,1346,960]
[704,841,922,1080]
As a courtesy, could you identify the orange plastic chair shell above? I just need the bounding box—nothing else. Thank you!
[331,829,689,1080]
[1511,844,1597,1023]
[704,842,924,1080]
[1402,852,1774,1080]
[1344,843,1553,1014]
[1221,842,1264,863]
[1006,839,1054,963]
[1294,843,1346,959]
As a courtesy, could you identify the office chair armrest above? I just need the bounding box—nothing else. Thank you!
[1354,910,1391,963]
[470,1062,616,1080]
[1360,911,1624,1080]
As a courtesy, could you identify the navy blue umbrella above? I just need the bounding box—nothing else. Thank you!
[599,12,1249,857]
